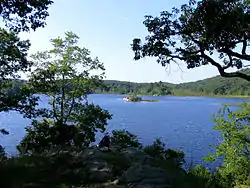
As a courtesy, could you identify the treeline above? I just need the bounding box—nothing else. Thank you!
[5,68,250,97]
[95,69,250,96]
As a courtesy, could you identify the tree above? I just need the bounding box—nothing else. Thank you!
[18,32,112,154]
[0,0,54,115]
[132,0,250,81]
[0,0,53,152]
[205,103,250,186]
[0,29,44,118]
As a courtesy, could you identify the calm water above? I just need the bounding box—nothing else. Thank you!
[0,94,247,168]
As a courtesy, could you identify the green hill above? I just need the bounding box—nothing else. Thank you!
[5,69,250,97]
[96,69,250,97]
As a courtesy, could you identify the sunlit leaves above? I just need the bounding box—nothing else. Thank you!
[205,103,250,185]
[19,32,112,154]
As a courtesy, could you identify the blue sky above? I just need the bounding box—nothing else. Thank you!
[20,0,224,83]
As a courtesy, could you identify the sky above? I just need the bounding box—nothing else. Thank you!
[19,0,225,84]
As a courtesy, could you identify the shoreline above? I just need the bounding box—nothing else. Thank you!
[93,92,250,99]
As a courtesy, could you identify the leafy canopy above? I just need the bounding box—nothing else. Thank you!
[132,0,250,81]
[0,0,53,32]
[0,0,54,115]
[0,0,53,151]
[18,32,112,154]
[205,103,250,186]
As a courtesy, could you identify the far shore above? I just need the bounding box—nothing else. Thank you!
[93,92,250,99]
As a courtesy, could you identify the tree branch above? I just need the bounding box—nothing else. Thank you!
[242,34,247,55]
[203,53,250,81]
[221,48,250,61]
[52,96,59,122]
[64,94,75,124]
[223,55,233,70]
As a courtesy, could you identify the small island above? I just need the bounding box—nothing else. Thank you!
[123,94,159,102]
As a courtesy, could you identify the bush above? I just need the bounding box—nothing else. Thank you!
[0,150,88,188]
[185,165,225,188]
[205,103,250,186]
[110,129,142,150]
[143,139,185,167]
[0,145,6,161]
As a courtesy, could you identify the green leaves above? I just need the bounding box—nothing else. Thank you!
[0,0,53,157]
[0,28,31,79]
[110,129,142,150]
[19,32,112,154]
[205,103,250,186]
[132,0,250,81]
[0,0,53,32]
[143,139,185,167]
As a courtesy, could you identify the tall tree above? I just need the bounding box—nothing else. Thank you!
[132,0,250,186]
[0,0,53,153]
[18,32,112,154]
[132,0,250,81]
[0,0,54,114]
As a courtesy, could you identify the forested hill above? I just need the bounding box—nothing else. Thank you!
[4,69,250,97]
[96,69,250,96]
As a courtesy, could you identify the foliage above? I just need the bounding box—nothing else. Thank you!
[0,0,53,33]
[127,93,142,102]
[110,129,142,150]
[0,29,46,118]
[97,80,174,96]
[0,131,229,188]
[8,68,250,97]
[18,32,112,154]
[205,103,250,186]
[94,69,250,96]
[132,0,250,81]
[185,165,224,188]
[0,146,6,161]
[0,128,9,161]
[0,0,53,156]
[144,139,185,167]
[143,139,166,158]
[102,150,131,176]
[0,0,53,115]
[0,150,89,188]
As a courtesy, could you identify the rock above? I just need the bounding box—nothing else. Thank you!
[120,147,152,165]
[82,148,114,183]
[123,165,172,188]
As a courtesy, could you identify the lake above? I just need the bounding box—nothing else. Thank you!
[0,94,248,169]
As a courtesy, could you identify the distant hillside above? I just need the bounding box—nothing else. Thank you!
[4,69,250,97]
[96,69,250,96]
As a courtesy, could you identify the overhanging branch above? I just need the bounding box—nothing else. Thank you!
[203,54,250,81]
[221,48,250,61]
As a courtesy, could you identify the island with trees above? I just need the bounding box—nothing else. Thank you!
[123,93,159,102]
